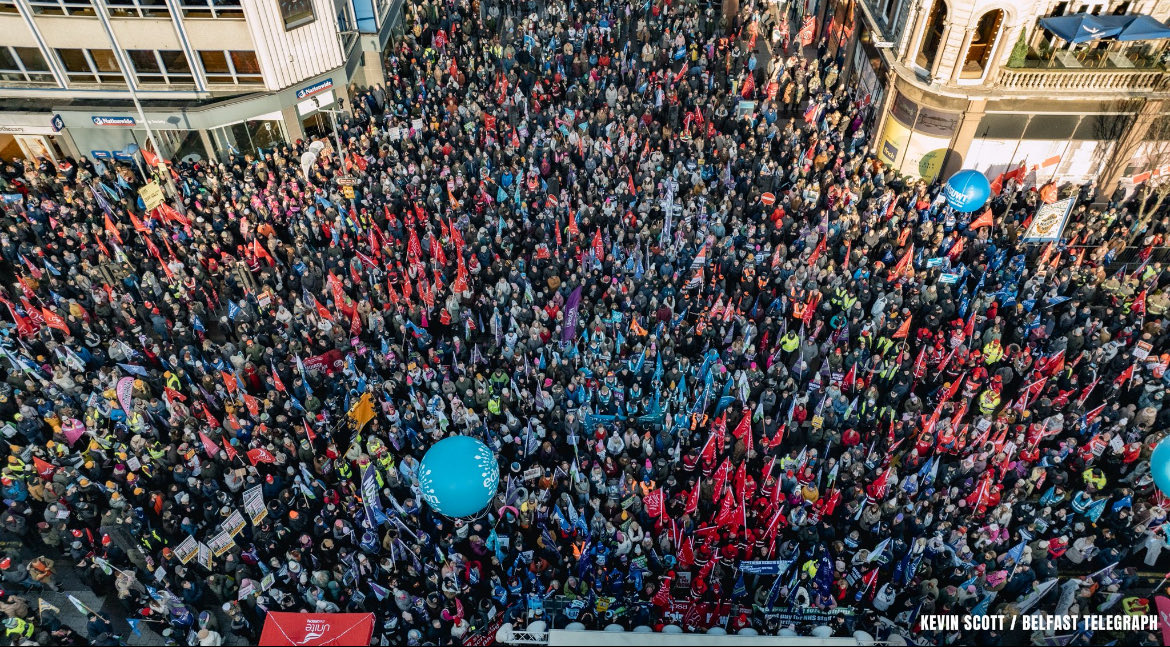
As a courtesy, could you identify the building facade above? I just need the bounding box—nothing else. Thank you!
[0,0,402,165]
[836,0,1170,194]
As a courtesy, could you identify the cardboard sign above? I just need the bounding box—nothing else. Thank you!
[175,535,199,564]
[522,467,542,481]
[1134,341,1153,360]
[209,530,236,557]
[138,182,164,211]
[197,542,213,569]
[244,489,267,525]
[221,510,247,537]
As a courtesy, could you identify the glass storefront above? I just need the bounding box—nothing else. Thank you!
[209,117,288,160]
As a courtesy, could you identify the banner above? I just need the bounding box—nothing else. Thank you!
[739,560,793,575]
[562,286,582,342]
[462,613,506,647]
[259,612,375,646]
[116,376,134,414]
[1022,197,1074,242]
[302,349,344,374]
[1156,596,1170,647]
[662,600,732,631]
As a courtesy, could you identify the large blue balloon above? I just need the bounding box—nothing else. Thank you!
[1151,438,1170,497]
[418,436,500,517]
[945,169,991,213]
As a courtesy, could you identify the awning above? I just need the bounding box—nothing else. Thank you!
[1113,15,1170,41]
[1040,13,1170,43]
[1038,15,1124,43]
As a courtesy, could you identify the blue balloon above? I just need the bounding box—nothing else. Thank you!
[945,169,991,213]
[1151,438,1170,497]
[418,436,500,517]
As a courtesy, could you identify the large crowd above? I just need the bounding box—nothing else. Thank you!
[0,0,1167,644]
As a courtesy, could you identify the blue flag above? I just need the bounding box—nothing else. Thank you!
[228,300,241,320]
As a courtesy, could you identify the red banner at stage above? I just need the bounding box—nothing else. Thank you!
[259,612,375,646]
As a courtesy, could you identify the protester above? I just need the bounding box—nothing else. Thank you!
[0,0,1166,644]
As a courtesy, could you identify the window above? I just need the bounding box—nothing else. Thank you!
[0,0,19,13]
[129,49,194,85]
[916,0,947,72]
[199,50,262,84]
[977,114,1027,140]
[1112,2,1130,14]
[0,46,54,84]
[105,0,168,17]
[961,10,1003,79]
[1024,114,1080,140]
[178,0,242,18]
[26,0,94,14]
[57,48,123,84]
[883,0,899,24]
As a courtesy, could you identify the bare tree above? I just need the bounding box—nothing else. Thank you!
[1129,114,1170,243]
[1093,98,1142,185]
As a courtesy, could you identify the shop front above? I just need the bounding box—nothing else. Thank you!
[0,112,76,165]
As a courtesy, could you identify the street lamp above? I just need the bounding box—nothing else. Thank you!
[92,0,186,215]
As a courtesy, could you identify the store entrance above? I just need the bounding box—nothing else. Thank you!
[301,112,330,140]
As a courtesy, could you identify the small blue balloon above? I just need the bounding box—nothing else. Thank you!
[945,169,992,213]
[1151,438,1170,497]
[418,436,500,518]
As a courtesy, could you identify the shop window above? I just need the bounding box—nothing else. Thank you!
[915,0,947,72]
[1023,114,1080,140]
[27,0,94,14]
[977,114,1027,140]
[199,50,262,84]
[105,0,168,17]
[960,10,1003,79]
[179,0,242,18]
[0,46,54,84]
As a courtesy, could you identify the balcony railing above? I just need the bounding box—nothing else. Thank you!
[997,66,1170,93]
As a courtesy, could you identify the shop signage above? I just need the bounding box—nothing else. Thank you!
[875,40,894,48]
[297,78,333,100]
[113,150,136,162]
[51,115,64,132]
[91,116,137,126]
[90,150,112,160]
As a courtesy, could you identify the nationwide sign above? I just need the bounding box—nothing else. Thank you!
[92,116,136,126]
[296,78,333,100]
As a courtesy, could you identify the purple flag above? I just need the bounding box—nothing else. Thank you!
[562,286,583,342]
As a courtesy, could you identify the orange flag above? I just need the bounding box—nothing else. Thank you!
[892,316,912,339]
[968,209,994,230]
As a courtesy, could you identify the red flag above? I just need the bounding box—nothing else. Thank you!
[271,369,286,393]
[350,310,362,336]
[807,237,826,266]
[891,316,911,340]
[644,488,664,518]
[201,406,221,429]
[1084,403,1106,424]
[302,418,317,442]
[989,173,1004,197]
[221,370,238,394]
[242,393,260,418]
[1114,363,1135,388]
[313,296,334,321]
[199,431,220,458]
[685,477,701,515]
[247,446,276,465]
[592,228,604,261]
[1132,290,1147,315]
[842,363,857,392]
[713,413,728,455]
[164,386,187,403]
[567,210,580,237]
[891,244,914,279]
[731,409,752,440]
[429,233,448,266]
[104,214,123,245]
[221,437,239,462]
[40,308,70,334]
[407,227,423,262]
[969,209,994,230]
[253,239,274,266]
[866,467,892,499]
[32,457,55,480]
[369,229,382,260]
[713,458,731,497]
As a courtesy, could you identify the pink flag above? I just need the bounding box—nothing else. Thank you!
[115,377,135,414]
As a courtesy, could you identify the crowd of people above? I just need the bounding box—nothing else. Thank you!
[0,0,1167,644]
